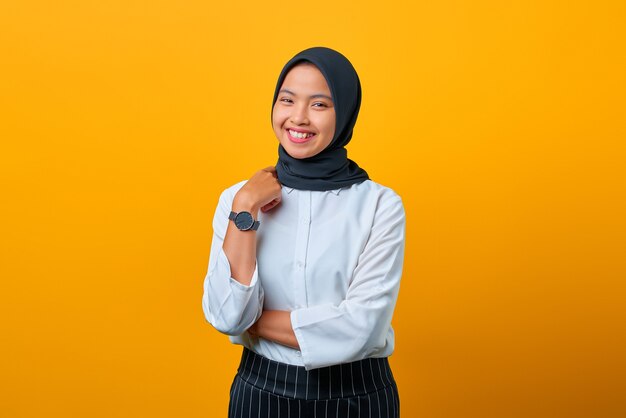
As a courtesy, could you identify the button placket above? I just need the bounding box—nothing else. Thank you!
[293,190,311,310]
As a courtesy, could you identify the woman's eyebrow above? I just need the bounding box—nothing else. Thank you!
[279,88,332,101]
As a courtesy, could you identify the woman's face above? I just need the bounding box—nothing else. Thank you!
[272,63,336,159]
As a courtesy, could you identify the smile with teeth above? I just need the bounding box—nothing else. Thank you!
[288,129,315,139]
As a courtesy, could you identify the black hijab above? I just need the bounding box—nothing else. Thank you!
[271,47,369,191]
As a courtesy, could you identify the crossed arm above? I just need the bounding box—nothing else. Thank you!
[224,185,300,350]
[247,310,300,350]
[204,183,405,369]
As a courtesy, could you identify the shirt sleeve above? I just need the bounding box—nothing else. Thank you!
[290,194,406,370]
[202,186,264,336]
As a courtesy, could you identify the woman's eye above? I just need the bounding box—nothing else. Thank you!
[312,102,327,108]
[280,98,293,103]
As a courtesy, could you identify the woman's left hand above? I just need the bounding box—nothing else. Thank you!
[245,311,300,350]
[247,321,259,337]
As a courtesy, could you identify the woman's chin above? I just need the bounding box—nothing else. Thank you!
[281,143,318,160]
[287,150,313,159]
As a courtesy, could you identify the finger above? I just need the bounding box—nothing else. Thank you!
[261,198,281,212]
[264,166,278,178]
[260,202,276,213]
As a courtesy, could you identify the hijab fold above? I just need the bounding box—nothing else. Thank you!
[271,47,369,191]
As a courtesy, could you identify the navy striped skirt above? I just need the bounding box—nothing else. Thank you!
[228,347,400,417]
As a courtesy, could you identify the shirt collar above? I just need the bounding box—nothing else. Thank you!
[283,186,341,196]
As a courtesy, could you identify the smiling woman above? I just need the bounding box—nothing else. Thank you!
[202,47,405,418]
[272,63,336,159]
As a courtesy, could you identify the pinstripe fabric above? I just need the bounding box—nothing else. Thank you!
[228,347,399,418]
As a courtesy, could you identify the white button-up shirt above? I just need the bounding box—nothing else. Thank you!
[202,179,406,370]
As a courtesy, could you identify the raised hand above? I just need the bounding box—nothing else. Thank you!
[233,166,282,214]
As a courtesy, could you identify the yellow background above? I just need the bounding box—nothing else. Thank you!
[1,0,625,417]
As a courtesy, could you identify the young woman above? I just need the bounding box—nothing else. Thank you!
[202,46,406,418]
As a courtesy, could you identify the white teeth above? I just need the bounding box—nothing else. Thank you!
[289,129,314,139]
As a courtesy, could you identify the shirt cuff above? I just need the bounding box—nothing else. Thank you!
[290,310,312,370]
[290,305,344,371]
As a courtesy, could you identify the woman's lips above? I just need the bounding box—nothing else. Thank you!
[287,129,316,144]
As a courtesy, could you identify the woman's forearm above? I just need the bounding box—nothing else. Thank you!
[250,310,300,350]
[221,168,282,286]
[222,194,259,286]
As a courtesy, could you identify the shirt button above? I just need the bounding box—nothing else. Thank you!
[296,261,304,269]
[296,351,301,356]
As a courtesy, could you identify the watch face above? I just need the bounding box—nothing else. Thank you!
[234,211,254,230]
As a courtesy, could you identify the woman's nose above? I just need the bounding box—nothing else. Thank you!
[289,104,309,125]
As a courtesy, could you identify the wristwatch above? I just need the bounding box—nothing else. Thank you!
[229,210,260,231]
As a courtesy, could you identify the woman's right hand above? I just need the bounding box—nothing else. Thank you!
[233,166,283,214]
[223,166,281,286]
